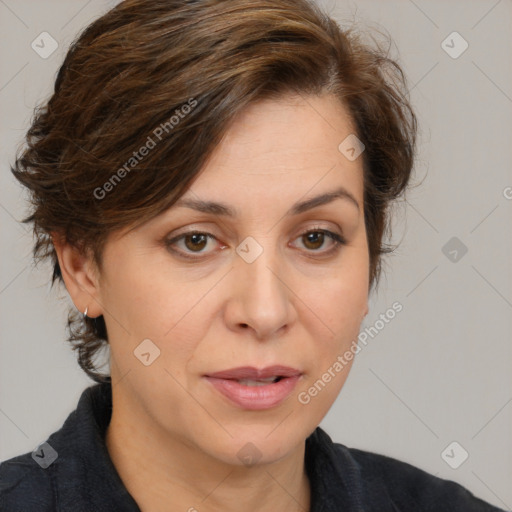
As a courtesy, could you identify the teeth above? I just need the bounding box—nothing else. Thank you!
[238,377,279,386]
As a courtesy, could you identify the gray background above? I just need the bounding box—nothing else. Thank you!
[1,0,510,509]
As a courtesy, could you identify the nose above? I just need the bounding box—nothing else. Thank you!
[224,240,296,340]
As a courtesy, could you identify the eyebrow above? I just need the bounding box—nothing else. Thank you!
[174,186,360,217]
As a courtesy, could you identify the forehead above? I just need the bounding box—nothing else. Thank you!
[181,93,364,208]
[206,93,357,165]
[110,94,365,244]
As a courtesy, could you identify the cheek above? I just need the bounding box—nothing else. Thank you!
[101,266,209,394]
[100,249,184,333]
[308,254,368,337]
[297,276,364,414]
[299,359,354,408]
[104,260,220,372]
[299,247,368,399]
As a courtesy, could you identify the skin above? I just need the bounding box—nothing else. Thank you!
[54,93,370,512]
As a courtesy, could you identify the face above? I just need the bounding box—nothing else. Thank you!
[87,93,369,465]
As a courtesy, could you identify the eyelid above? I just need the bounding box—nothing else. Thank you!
[292,225,346,254]
[164,224,346,260]
[164,230,222,259]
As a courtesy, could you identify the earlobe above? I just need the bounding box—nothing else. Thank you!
[52,234,103,318]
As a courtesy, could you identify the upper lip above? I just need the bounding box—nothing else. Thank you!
[205,365,302,380]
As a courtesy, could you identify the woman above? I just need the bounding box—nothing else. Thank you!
[0,0,505,510]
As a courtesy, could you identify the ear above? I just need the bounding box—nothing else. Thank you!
[52,233,103,318]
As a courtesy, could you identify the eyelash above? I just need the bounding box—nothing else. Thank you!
[164,227,346,261]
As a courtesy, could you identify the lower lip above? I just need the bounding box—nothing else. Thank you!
[204,375,301,410]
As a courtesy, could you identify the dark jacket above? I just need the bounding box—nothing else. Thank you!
[0,382,505,511]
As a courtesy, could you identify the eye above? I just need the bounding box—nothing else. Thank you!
[292,227,346,256]
[165,230,222,259]
[164,227,346,260]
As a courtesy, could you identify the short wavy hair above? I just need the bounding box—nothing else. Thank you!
[11,0,417,383]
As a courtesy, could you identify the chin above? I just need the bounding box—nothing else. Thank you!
[204,423,311,468]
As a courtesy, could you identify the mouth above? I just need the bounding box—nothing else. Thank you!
[203,365,302,410]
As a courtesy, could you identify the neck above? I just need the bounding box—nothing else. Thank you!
[104,389,311,512]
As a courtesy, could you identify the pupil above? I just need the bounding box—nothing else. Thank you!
[305,232,323,249]
[187,234,207,251]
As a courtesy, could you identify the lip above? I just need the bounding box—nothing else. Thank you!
[204,365,302,410]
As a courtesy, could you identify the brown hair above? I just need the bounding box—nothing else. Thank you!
[11,0,417,383]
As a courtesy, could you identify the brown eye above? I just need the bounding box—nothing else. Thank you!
[165,227,346,261]
[293,229,345,255]
[183,233,208,252]
[302,231,325,250]
[165,230,218,259]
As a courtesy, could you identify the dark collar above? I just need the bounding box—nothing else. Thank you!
[46,382,382,511]
[49,382,141,510]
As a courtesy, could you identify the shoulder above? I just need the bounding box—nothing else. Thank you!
[306,428,505,511]
[0,451,55,512]
[341,444,505,511]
